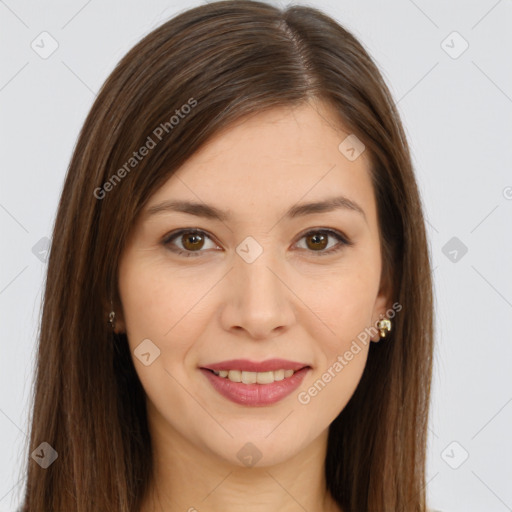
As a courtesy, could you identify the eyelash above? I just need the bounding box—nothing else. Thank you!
[162,228,353,258]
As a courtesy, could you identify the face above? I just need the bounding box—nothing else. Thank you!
[117,99,389,468]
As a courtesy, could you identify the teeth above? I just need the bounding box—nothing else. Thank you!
[227,370,241,382]
[256,371,273,384]
[242,371,257,384]
[274,369,285,381]
[211,368,299,384]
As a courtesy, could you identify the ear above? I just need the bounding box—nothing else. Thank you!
[113,305,126,334]
[105,295,126,334]
[369,276,392,343]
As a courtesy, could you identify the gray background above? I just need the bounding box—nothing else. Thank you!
[1,0,511,510]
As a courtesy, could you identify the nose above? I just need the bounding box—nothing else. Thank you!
[220,246,296,340]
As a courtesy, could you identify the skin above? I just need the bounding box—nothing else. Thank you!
[116,98,390,512]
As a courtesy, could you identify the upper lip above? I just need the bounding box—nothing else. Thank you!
[201,358,310,372]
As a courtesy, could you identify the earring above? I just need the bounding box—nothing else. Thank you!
[108,300,116,330]
[376,317,392,338]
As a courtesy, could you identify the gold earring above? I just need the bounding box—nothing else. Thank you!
[377,317,392,338]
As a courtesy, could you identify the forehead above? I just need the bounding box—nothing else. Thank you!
[146,100,376,225]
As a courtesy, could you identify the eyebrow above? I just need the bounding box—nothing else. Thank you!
[145,195,366,223]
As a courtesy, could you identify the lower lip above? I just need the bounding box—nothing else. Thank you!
[200,367,310,406]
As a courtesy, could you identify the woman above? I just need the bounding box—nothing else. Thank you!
[19,1,435,510]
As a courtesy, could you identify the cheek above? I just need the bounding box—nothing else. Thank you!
[307,268,379,351]
[119,256,208,350]
[118,259,210,424]
[290,269,377,417]
[298,287,372,420]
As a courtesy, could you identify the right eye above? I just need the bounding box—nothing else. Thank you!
[162,229,221,257]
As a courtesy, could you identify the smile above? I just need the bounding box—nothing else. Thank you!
[200,359,311,406]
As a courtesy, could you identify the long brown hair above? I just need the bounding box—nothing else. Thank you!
[18,1,434,510]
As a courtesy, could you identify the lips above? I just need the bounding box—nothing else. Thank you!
[199,358,311,406]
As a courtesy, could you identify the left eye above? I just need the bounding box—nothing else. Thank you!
[162,228,351,257]
[294,229,350,254]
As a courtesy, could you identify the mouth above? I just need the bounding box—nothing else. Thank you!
[199,359,311,406]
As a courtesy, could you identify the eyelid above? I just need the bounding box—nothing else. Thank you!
[162,227,352,257]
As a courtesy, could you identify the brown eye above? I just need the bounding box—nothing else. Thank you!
[163,229,218,257]
[181,232,205,251]
[295,229,351,256]
[163,228,351,258]
[304,232,328,251]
